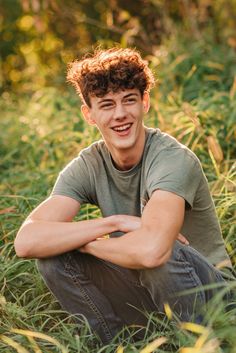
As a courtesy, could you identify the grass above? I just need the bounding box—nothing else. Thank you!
[1,35,236,352]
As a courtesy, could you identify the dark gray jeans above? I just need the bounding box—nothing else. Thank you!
[37,241,229,344]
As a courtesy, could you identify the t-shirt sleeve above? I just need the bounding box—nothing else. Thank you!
[51,155,94,205]
[146,148,202,208]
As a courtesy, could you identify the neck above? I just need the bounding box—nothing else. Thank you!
[109,129,146,171]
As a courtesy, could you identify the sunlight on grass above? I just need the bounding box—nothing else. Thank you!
[139,337,167,353]
[116,337,167,353]
[11,329,68,353]
[1,30,236,353]
[179,322,221,353]
[116,345,124,353]
[163,303,173,320]
[0,335,30,353]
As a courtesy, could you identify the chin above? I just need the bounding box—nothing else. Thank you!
[114,140,136,150]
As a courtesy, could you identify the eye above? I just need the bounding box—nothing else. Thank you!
[124,98,136,104]
[100,103,114,109]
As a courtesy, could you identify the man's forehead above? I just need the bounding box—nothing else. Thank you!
[92,89,141,103]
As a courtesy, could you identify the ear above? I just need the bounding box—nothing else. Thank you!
[142,91,150,113]
[81,104,96,125]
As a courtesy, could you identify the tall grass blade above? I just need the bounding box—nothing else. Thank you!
[139,337,167,353]
[0,334,30,353]
[11,329,68,353]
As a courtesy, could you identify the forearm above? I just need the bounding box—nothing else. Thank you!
[81,227,172,269]
[82,191,184,269]
[14,217,117,259]
[81,238,144,269]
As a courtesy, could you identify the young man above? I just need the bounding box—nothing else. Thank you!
[15,48,232,344]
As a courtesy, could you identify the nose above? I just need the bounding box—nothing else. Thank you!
[114,103,126,120]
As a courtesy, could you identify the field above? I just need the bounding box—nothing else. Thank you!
[1,35,236,352]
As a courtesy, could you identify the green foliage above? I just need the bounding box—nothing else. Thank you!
[1,0,236,93]
[1,1,236,351]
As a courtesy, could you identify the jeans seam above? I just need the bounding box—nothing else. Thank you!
[64,253,113,341]
[175,247,205,302]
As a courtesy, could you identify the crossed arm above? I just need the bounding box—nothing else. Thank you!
[14,190,186,269]
[79,190,185,268]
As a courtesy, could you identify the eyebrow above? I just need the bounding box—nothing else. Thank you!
[97,93,139,104]
[97,98,113,104]
[123,93,139,99]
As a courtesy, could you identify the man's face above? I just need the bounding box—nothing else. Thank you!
[81,88,150,154]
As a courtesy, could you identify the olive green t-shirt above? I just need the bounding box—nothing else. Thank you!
[52,127,231,266]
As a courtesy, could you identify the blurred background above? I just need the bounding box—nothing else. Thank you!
[1,2,236,352]
[1,0,236,94]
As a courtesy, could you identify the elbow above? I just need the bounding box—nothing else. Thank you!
[141,248,172,269]
[14,228,33,258]
[14,238,31,258]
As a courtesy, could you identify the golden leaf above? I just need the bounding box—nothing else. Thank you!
[164,302,172,320]
[11,329,68,353]
[180,322,209,335]
[207,136,223,163]
[139,336,167,353]
[0,335,30,353]
[179,348,199,353]
[116,345,124,353]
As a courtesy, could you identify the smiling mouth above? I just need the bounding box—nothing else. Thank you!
[112,123,132,132]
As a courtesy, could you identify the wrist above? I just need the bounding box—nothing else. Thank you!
[107,215,120,233]
[80,241,93,255]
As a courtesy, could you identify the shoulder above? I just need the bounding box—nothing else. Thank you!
[63,139,107,173]
[79,139,106,160]
[144,127,200,166]
[52,139,107,204]
[143,128,205,207]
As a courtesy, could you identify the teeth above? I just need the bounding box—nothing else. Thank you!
[113,124,131,131]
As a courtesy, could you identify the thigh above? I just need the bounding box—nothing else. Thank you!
[72,251,157,326]
[140,241,227,297]
[139,241,228,322]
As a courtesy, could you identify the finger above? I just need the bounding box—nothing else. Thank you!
[177,233,189,245]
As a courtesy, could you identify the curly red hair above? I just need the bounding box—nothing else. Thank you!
[67,48,155,107]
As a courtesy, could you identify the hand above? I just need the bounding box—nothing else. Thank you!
[177,233,189,245]
[79,238,107,254]
[114,215,141,233]
[79,241,94,254]
[112,215,189,245]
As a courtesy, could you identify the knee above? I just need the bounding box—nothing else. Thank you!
[37,256,64,283]
[37,251,87,284]
[140,263,168,289]
[139,242,188,286]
